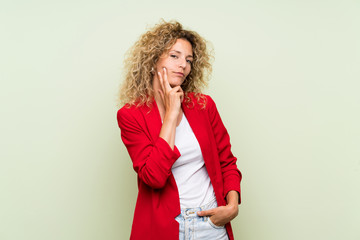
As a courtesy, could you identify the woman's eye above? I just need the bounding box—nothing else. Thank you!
[186,60,193,64]
[170,54,178,58]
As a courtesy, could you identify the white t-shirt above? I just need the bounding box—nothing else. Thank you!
[171,113,216,208]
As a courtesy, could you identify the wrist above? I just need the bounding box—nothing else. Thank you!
[226,204,239,217]
[164,112,177,121]
[165,108,181,119]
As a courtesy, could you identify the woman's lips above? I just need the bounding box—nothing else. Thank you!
[174,72,184,76]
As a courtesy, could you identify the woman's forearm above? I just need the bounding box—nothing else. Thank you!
[159,112,178,150]
[226,190,239,206]
[225,190,239,221]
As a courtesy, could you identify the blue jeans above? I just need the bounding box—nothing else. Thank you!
[175,198,229,240]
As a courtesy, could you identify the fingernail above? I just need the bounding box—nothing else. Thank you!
[163,67,166,71]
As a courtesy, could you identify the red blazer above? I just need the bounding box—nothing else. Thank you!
[117,93,242,240]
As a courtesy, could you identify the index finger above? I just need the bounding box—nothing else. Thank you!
[157,71,165,92]
[162,68,172,91]
[197,209,215,217]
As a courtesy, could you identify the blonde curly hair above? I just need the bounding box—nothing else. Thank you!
[117,19,214,109]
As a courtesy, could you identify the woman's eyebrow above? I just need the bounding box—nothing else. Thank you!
[170,50,193,58]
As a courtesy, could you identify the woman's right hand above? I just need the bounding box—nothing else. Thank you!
[157,67,184,117]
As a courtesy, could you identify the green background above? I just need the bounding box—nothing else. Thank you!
[1,0,359,239]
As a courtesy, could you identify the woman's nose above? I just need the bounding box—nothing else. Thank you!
[179,57,186,68]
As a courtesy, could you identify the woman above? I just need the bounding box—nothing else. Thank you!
[117,19,242,240]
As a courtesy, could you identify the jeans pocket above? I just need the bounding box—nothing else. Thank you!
[207,217,225,229]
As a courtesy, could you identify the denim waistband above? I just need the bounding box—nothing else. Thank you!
[178,197,217,219]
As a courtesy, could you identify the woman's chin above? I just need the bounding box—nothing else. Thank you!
[168,80,184,88]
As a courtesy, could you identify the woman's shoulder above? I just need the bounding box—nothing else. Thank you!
[117,101,150,120]
[117,102,136,115]
[116,102,155,131]
[117,104,135,125]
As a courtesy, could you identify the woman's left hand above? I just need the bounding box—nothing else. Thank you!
[197,204,238,227]
[197,191,239,227]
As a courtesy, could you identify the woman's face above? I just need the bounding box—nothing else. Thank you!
[155,38,193,87]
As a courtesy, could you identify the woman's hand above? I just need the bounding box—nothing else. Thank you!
[197,204,238,227]
[157,67,184,118]
[197,191,239,227]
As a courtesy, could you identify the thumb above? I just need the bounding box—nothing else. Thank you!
[197,209,212,217]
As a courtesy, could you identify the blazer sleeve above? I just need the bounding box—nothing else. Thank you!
[117,107,181,189]
[206,95,242,203]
